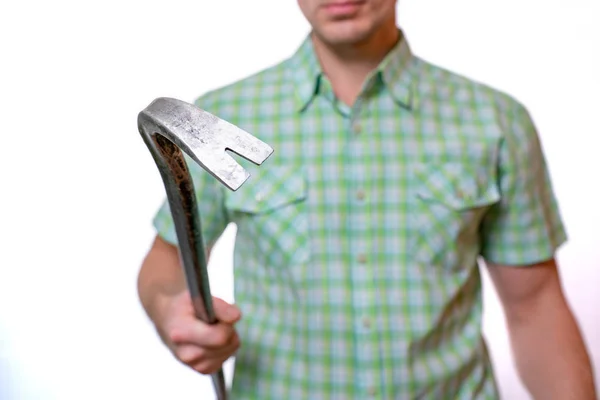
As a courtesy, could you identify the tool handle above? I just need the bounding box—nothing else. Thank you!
[139,117,227,400]
[147,129,217,323]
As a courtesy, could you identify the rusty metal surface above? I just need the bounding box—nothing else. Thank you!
[138,97,274,400]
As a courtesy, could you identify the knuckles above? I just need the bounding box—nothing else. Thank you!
[176,348,206,365]
[231,332,241,350]
[194,362,218,375]
[209,327,232,348]
[159,294,243,376]
[167,326,188,344]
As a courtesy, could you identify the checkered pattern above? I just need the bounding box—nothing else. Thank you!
[152,31,567,399]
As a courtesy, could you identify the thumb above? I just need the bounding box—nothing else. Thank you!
[212,297,242,324]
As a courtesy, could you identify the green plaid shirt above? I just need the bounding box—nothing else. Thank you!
[153,31,567,399]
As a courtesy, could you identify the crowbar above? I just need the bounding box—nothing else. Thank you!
[138,97,274,400]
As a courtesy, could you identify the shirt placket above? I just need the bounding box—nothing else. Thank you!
[346,98,382,399]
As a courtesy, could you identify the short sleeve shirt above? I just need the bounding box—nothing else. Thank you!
[152,31,567,399]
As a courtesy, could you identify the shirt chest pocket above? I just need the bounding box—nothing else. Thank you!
[224,165,310,267]
[410,162,501,271]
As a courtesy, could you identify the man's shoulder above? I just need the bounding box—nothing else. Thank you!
[413,56,523,113]
[193,58,292,118]
[413,56,537,146]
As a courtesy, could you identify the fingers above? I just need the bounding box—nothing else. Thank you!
[159,293,242,375]
[174,330,240,375]
[212,297,242,324]
[166,296,241,345]
[175,331,241,374]
[168,317,238,348]
[176,332,240,363]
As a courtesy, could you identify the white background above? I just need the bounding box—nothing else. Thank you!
[1,1,598,399]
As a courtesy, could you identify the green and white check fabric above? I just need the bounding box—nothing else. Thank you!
[153,31,567,399]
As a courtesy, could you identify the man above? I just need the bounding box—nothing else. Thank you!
[138,0,597,398]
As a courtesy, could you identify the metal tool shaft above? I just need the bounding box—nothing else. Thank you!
[139,102,227,400]
[138,97,273,400]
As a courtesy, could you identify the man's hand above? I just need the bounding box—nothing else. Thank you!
[137,235,242,375]
[155,292,242,375]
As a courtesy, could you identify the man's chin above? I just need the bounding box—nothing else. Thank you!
[314,23,373,46]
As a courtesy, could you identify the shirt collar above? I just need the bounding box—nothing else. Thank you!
[288,35,323,112]
[288,29,416,112]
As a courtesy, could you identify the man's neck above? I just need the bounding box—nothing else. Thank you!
[311,25,400,107]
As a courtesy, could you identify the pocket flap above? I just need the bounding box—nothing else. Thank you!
[414,162,500,210]
[225,164,307,214]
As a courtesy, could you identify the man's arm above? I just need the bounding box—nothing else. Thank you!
[486,257,597,399]
[137,235,187,322]
[137,235,217,322]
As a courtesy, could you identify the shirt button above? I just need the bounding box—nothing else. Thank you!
[356,190,366,201]
[362,316,372,329]
[357,254,367,264]
[368,387,377,396]
[352,121,361,134]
